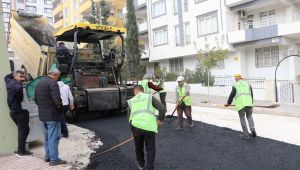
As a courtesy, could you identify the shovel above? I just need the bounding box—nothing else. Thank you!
[226,104,280,108]
[165,96,187,118]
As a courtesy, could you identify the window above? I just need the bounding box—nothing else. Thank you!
[214,59,225,69]
[64,7,68,18]
[169,58,184,73]
[4,22,9,28]
[173,0,178,15]
[3,12,10,18]
[184,0,188,12]
[255,46,279,68]
[2,2,10,8]
[152,0,166,18]
[73,17,78,23]
[26,6,36,12]
[118,9,123,18]
[197,11,218,36]
[47,17,53,23]
[153,26,168,46]
[44,8,52,14]
[17,0,24,4]
[245,14,253,29]
[44,0,52,5]
[174,22,191,46]
[26,0,36,3]
[73,0,78,11]
[260,10,276,27]
[195,0,207,4]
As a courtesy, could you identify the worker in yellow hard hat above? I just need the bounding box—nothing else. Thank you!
[225,74,257,138]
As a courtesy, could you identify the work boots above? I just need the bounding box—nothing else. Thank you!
[250,129,257,138]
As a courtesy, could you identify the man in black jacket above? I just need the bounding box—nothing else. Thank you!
[35,67,66,166]
[5,70,32,156]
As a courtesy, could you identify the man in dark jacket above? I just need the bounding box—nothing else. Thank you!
[5,70,32,156]
[35,67,66,166]
[56,42,72,65]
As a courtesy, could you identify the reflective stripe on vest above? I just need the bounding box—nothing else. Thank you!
[138,79,151,94]
[176,82,192,106]
[128,93,158,133]
[234,80,253,111]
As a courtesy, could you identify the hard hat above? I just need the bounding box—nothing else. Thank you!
[177,76,184,82]
[233,74,242,79]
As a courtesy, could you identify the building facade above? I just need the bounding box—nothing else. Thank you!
[125,0,300,103]
[52,0,126,30]
[1,0,53,45]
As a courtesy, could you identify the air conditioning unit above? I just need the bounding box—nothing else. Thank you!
[237,10,246,19]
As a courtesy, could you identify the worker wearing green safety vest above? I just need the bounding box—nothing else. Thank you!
[175,76,193,131]
[127,85,166,170]
[154,75,167,109]
[138,74,163,94]
[225,74,257,138]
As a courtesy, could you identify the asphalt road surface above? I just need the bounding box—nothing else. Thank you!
[76,114,300,170]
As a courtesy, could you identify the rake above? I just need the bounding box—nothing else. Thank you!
[165,96,187,118]
[227,104,280,108]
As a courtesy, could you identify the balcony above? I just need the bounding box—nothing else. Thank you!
[138,22,148,34]
[225,0,254,7]
[141,49,149,59]
[79,0,92,15]
[227,13,300,44]
[54,19,63,30]
[52,3,63,16]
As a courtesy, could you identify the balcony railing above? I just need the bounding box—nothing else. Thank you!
[228,13,300,32]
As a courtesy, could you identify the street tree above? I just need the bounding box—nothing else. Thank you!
[195,36,227,97]
[125,0,143,80]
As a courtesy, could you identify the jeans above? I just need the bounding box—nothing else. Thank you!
[177,104,193,128]
[10,109,30,153]
[238,106,255,134]
[42,121,61,162]
[131,126,156,170]
[61,105,69,137]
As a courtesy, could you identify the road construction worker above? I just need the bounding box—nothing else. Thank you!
[225,74,257,138]
[154,75,167,109]
[128,85,166,170]
[138,74,163,94]
[175,76,193,130]
[56,42,72,65]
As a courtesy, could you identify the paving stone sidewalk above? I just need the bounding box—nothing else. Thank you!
[0,154,71,170]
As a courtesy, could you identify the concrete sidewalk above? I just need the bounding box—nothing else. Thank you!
[0,155,70,170]
[164,92,300,117]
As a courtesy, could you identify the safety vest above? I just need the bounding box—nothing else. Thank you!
[176,82,192,106]
[234,80,253,111]
[128,93,158,133]
[138,79,152,94]
[156,80,166,93]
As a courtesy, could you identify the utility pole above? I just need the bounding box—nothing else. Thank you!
[0,7,18,155]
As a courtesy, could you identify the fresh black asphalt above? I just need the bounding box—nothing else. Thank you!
[76,114,300,170]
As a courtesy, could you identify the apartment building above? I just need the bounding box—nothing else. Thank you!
[52,0,125,30]
[1,0,53,57]
[126,0,300,103]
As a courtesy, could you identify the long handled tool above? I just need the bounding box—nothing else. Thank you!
[90,137,134,159]
[227,104,280,108]
[165,96,186,118]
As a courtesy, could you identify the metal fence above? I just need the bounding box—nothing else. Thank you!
[212,75,265,89]
[278,81,294,103]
